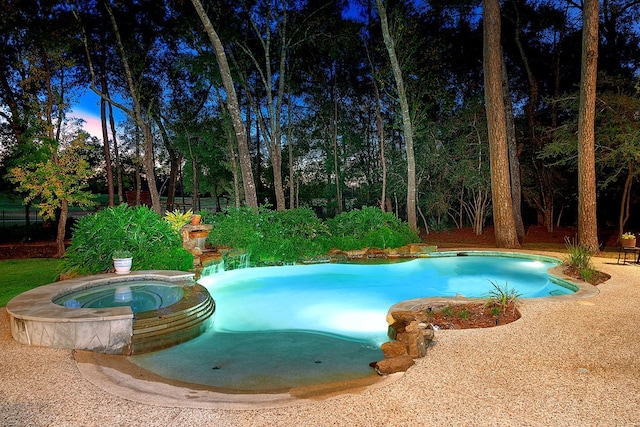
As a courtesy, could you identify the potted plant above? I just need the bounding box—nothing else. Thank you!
[112,249,133,275]
[621,232,636,248]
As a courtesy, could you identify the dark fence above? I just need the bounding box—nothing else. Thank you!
[1,197,228,227]
[0,210,43,227]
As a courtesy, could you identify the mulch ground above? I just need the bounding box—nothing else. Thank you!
[0,241,63,260]
[423,225,620,249]
[420,302,521,329]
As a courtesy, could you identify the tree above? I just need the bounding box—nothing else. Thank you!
[375,0,417,230]
[190,0,258,209]
[9,135,95,256]
[482,0,520,248]
[0,0,95,255]
[103,2,161,213]
[73,1,166,213]
[595,86,640,238]
[502,0,572,233]
[237,0,291,211]
[576,0,599,252]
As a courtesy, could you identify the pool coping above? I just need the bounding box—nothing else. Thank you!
[6,270,196,354]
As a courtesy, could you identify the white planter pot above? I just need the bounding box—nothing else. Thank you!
[113,257,133,275]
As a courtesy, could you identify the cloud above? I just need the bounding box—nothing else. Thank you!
[72,109,103,138]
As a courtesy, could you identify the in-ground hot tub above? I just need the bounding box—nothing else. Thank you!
[53,280,185,313]
[6,271,215,355]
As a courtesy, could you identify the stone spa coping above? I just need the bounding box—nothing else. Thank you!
[6,270,199,354]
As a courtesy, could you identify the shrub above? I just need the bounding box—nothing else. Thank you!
[207,206,330,264]
[257,207,331,263]
[206,205,264,253]
[197,209,215,225]
[62,204,193,276]
[326,206,420,250]
[206,205,419,264]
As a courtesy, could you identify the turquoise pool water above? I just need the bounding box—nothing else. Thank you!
[53,281,184,313]
[130,254,571,392]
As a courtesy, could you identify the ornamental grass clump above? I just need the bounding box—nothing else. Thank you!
[484,280,521,315]
[563,236,595,281]
[164,209,192,231]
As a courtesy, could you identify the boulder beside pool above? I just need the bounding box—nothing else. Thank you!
[373,310,434,375]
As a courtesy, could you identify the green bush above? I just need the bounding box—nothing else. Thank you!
[326,206,420,250]
[206,205,419,264]
[197,209,215,225]
[62,204,193,276]
[206,205,264,252]
[207,206,331,264]
[256,207,331,263]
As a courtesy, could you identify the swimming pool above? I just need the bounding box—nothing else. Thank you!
[202,255,570,340]
[129,254,574,391]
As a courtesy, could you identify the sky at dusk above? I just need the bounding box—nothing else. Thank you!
[72,91,124,138]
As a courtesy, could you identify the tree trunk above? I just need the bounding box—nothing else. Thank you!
[190,0,258,208]
[577,0,600,252]
[56,198,67,257]
[483,0,520,248]
[332,71,343,214]
[166,146,179,211]
[134,126,142,205]
[141,122,161,212]
[99,72,115,207]
[226,123,241,208]
[154,115,179,211]
[105,3,160,213]
[287,96,295,210]
[372,73,387,213]
[186,134,200,212]
[271,147,286,211]
[618,163,635,238]
[241,2,289,211]
[24,203,31,226]
[376,0,417,230]
[501,56,524,240]
[513,7,556,233]
[108,101,123,205]
[271,51,287,211]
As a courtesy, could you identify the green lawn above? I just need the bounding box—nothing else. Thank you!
[0,259,62,306]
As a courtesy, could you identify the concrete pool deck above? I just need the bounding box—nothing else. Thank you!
[1,252,639,425]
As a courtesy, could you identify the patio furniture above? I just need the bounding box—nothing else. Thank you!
[616,246,640,264]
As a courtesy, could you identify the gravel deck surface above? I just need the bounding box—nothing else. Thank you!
[1,255,639,426]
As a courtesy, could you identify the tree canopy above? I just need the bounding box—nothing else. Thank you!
[2,0,640,247]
